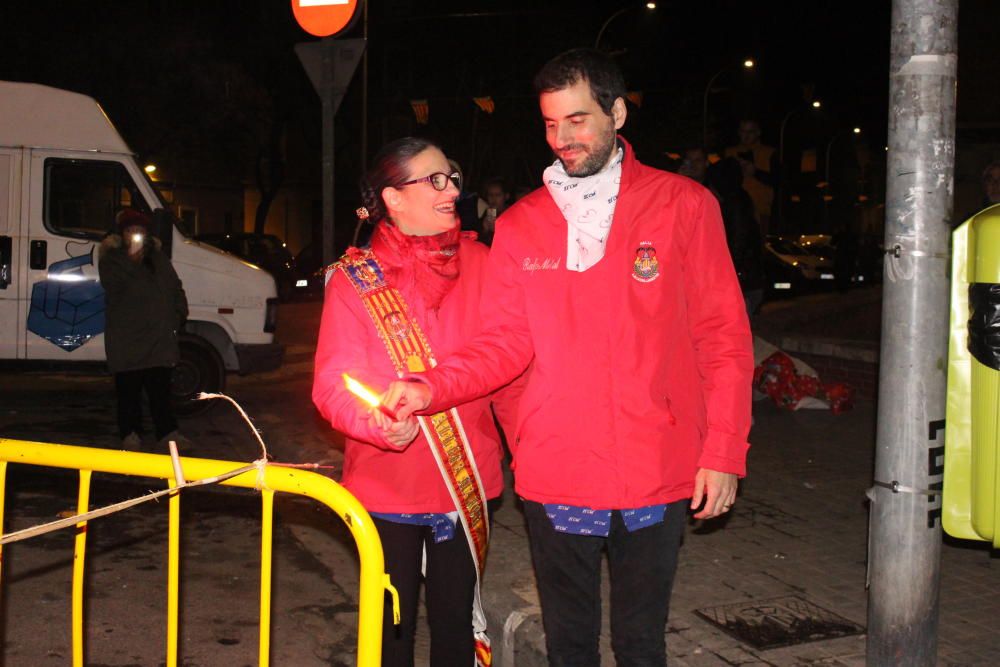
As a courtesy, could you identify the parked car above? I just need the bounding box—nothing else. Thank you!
[194,232,298,300]
[797,234,833,255]
[291,242,327,300]
[799,233,877,287]
[763,235,836,296]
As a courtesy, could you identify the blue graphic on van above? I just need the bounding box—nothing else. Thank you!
[27,248,105,351]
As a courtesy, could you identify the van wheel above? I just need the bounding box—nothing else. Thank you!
[173,339,225,416]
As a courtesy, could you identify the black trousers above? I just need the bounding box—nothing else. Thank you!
[114,366,177,440]
[373,517,477,667]
[523,499,688,667]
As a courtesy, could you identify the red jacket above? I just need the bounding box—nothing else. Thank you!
[423,139,753,508]
[312,228,514,513]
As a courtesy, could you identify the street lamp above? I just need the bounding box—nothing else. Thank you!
[821,127,861,227]
[778,100,822,172]
[594,2,656,50]
[702,58,755,148]
[777,100,823,232]
[825,126,861,184]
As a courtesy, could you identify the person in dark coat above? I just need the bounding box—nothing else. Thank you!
[98,208,188,449]
[707,157,765,317]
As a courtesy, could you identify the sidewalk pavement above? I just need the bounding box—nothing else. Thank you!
[485,399,999,666]
[754,286,882,348]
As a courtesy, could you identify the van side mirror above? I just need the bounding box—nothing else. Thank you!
[152,209,175,258]
[0,236,11,288]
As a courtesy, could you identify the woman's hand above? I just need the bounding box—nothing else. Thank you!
[370,399,420,449]
[381,415,420,449]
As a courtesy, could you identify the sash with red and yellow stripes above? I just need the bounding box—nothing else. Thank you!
[338,249,492,666]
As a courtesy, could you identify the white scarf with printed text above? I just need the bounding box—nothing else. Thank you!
[543,146,623,272]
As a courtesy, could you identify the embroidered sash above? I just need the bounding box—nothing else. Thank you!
[337,249,492,666]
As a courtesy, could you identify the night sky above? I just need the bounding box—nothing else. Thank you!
[3,1,998,237]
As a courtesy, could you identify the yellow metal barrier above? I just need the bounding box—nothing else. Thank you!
[0,438,400,666]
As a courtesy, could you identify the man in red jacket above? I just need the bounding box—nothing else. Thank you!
[384,48,753,665]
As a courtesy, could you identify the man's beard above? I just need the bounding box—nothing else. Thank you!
[558,127,617,178]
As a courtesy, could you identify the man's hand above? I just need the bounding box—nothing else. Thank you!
[383,380,432,420]
[691,468,738,519]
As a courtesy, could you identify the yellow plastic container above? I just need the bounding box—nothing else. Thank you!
[944,204,1000,547]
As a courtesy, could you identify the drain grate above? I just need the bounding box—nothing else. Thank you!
[694,596,864,650]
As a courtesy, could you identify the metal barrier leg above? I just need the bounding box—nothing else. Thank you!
[167,479,180,667]
[72,469,91,667]
[259,489,274,667]
[0,460,7,592]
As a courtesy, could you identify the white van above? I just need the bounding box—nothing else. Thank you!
[0,81,283,410]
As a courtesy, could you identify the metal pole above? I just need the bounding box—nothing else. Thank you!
[824,133,840,186]
[595,3,655,51]
[702,61,753,151]
[823,132,842,228]
[321,36,336,267]
[594,6,629,49]
[361,0,369,174]
[702,67,727,149]
[867,0,957,664]
[777,108,797,235]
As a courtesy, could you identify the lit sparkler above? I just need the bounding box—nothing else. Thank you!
[343,373,398,420]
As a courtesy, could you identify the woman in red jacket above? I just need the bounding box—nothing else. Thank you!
[312,137,515,666]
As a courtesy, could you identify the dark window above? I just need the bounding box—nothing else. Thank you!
[44,159,149,239]
[179,207,199,234]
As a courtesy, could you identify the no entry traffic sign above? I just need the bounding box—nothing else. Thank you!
[291,0,363,38]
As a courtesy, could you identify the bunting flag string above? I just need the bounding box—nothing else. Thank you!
[406,91,645,122]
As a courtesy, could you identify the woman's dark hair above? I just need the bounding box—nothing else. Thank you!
[532,48,626,116]
[359,136,440,223]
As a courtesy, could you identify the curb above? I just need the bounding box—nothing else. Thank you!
[483,488,548,666]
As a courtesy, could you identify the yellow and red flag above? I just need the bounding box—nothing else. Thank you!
[473,96,495,114]
[411,99,429,125]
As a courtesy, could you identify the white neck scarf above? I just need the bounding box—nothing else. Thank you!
[543,146,623,272]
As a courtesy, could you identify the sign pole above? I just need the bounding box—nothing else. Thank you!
[320,35,336,268]
[291,0,364,266]
[361,0,369,174]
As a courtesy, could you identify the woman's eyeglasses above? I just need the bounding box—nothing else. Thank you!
[398,171,462,192]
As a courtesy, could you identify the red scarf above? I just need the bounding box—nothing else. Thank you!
[370,221,462,312]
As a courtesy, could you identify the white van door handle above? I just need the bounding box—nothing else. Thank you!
[0,236,10,288]
[29,239,47,271]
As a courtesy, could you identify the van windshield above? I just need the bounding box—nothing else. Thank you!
[140,168,191,238]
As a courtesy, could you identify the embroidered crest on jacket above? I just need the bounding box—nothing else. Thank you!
[632,242,660,283]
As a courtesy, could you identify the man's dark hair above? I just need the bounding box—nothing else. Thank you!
[532,48,626,116]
